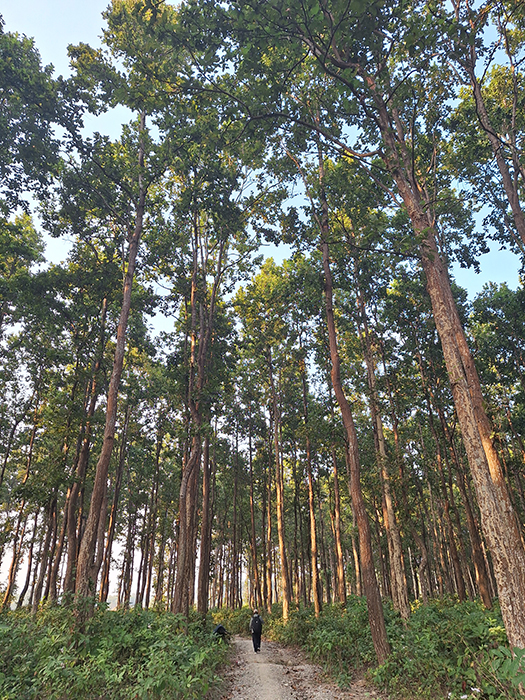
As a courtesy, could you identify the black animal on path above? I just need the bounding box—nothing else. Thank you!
[213,624,230,642]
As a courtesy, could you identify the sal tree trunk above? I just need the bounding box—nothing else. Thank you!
[268,349,292,621]
[318,152,390,662]
[75,112,147,607]
[372,89,525,647]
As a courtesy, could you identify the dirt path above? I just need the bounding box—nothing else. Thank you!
[218,636,386,700]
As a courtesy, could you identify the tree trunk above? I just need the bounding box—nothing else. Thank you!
[331,451,347,604]
[63,306,107,596]
[2,506,28,610]
[99,404,130,603]
[247,416,262,610]
[197,435,214,615]
[268,352,292,621]
[465,51,525,249]
[318,149,390,660]
[372,89,525,648]
[75,116,147,608]
[31,497,57,614]
[17,511,39,609]
[359,299,409,620]
[265,446,273,614]
[299,356,322,616]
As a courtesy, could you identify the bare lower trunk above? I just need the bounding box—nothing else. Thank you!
[320,239,390,663]
[197,436,214,615]
[360,311,409,620]
[99,406,129,603]
[268,352,292,621]
[247,423,262,611]
[373,90,525,647]
[300,358,322,616]
[75,115,147,610]
[265,453,273,614]
[2,506,28,609]
[331,450,346,604]
[172,437,202,615]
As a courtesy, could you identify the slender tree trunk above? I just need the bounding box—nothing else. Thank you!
[17,511,39,609]
[197,435,214,615]
[268,353,292,621]
[247,415,262,610]
[63,306,107,596]
[32,498,57,614]
[455,455,493,608]
[2,506,28,609]
[265,448,273,614]
[318,154,390,661]
[99,404,130,603]
[75,116,147,608]
[317,487,330,604]
[464,48,525,249]
[359,304,409,620]
[299,356,322,616]
[331,450,347,603]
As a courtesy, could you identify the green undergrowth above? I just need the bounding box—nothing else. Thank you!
[211,605,256,636]
[254,597,525,699]
[0,604,229,700]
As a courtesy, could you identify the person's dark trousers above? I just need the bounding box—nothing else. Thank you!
[252,631,261,652]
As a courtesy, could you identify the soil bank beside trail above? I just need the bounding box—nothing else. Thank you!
[218,636,387,700]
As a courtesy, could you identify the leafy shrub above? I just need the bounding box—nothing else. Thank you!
[258,596,523,699]
[211,605,255,636]
[0,605,228,699]
[371,597,517,699]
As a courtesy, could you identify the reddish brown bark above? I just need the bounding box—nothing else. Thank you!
[75,113,147,606]
[299,357,322,616]
[268,350,292,621]
[320,221,390,661]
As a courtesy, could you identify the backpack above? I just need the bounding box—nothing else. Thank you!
[251,615,262,635]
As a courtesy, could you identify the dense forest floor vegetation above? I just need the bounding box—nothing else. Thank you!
[0,605,230,700]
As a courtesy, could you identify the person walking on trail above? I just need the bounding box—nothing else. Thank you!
[250,609,263,652]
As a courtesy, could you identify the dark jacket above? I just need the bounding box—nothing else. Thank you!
[250,614,263,635]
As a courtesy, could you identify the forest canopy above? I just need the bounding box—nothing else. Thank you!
[1,0,525,693]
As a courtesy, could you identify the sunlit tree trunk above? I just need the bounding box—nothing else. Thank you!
[267,353,292,621]
[75,115,147,610]
[371,87,525,647]
[318,151,390,661]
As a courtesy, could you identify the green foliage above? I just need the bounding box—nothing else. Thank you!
[0,606,228,699]
[0,19,60,209]
[261,598,524,698]
[267,599,377,686]
[211,605,254,636]
[372,598,516,699]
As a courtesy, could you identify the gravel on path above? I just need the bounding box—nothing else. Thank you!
[218,636,388,700]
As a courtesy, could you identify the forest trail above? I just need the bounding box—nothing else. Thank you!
[218,636,387,700]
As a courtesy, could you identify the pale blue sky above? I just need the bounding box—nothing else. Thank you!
[1,1,522,298]
[1,0,109,77]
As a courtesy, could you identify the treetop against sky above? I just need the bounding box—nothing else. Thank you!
[1,0,521,297]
